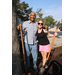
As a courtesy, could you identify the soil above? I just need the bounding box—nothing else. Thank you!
[21,46,62,75]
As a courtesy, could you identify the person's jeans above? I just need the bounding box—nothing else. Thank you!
[24,43,37,69]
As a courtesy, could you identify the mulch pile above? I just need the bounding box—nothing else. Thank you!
[21,46,62,75]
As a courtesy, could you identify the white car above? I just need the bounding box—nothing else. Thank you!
[48,26,51,29]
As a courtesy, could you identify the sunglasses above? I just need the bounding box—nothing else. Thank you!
[38,23,43,25]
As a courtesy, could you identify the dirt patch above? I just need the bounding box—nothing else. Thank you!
[21,46,62,75]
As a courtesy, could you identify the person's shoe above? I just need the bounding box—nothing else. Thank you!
[44,64,48,69]
[34,68,38,73]
[39,67,45,75]
[27,73,31,75]
[26,68,31,74]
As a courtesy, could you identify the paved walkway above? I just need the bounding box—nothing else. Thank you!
[48,26,62,47]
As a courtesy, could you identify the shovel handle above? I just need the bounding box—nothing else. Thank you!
[46,21,60,62]
[56,20,60,29]
[19,24,26,64]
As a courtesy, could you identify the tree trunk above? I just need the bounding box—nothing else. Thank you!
[12,0,22,75]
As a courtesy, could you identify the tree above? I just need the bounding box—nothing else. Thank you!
[60,23,62,26]
[36,8,43,19]
[16,0,32,21]
[43,15,57,26]
[12,0,22,75]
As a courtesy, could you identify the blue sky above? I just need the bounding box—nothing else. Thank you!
[21,0,62,21]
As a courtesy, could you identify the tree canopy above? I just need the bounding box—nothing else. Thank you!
[36,8,43,19]
[43,16,57,26]
[16,0,32,21]
[16,0,61,26]
[35,8,57,26]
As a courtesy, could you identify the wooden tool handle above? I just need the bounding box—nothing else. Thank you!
[46,21,60,62]
[20,25,26,64]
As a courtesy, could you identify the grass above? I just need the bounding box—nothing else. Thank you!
[52,47,56,49]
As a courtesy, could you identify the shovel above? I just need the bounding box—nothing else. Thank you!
[19,24,27,74]
[19,24,26,63]
[46,20,60,62]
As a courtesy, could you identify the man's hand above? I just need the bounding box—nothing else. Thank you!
[17,24,22,30]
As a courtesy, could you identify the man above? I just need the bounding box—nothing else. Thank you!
[17,12,38,73]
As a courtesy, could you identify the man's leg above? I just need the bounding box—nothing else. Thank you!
[31,43,38,69]
[24,43,30,68]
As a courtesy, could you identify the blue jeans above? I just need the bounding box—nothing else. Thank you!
[24,43,38,69]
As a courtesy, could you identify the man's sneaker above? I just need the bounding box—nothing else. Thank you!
[39,67,45,75]
[34,68,38,73]
[45,64,48,69]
